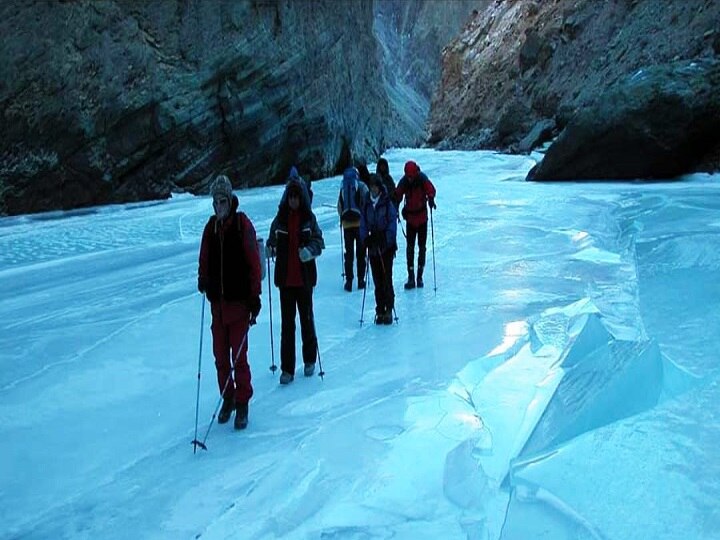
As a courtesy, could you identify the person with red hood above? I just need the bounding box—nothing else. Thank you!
[266,177,325,384]
[198,175,262,430]
[395,160,437,289]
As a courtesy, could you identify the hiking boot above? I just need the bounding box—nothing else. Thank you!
[358,279,366,290]
[279,371,294,385]
[234,402,248,430]
[382,310,393,325]
[416,266,424,288]
[218,396,234,424]
[374,312,384,325]
[304,363,316,377]
[344,280,352,292]
[404,267,415,289]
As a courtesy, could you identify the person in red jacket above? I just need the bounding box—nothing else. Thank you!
[395,160,437,289]
[198,175,262,430]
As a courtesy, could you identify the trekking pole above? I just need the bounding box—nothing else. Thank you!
[430,207,437,294]
[340,222,345,279]
[196,320,251,451]
[359,249,369,325]
[191,294,206,454]
[310,314,325,380]
[267,255,277,373]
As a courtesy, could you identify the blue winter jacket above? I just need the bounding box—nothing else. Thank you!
[359,186,398,256]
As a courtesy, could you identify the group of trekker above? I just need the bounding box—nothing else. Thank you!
[197,159,436,430]
[338,158,436,321]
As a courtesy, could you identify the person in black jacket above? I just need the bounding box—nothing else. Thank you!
[266,178,325,384]
[198,175,262,430]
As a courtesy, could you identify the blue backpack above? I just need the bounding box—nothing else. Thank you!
[341,168,362,220]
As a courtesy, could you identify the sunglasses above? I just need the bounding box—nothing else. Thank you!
[213,197,229,206]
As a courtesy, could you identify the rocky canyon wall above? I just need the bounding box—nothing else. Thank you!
[0,0,476,215]
[429,0,720,179]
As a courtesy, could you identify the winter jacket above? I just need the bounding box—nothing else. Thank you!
[360,184,398,257]
[198,195,262,304]
[267,179,325,288]
[395,171,436,228]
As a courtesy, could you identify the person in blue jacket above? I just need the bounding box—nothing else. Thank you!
[360,174,398,325]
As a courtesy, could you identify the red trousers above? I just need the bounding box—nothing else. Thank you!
[210,301,253,404]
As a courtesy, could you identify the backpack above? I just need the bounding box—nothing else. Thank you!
[234,213,266,281]
[340,168,362,220]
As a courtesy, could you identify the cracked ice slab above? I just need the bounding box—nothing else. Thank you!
[507,376,720,539]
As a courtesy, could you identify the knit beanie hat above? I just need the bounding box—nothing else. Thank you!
[211,175,233,200]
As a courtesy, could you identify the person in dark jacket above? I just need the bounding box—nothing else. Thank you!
[395,160,437,289]
[338,167,369,292]
[360,174,398,325]
[375,158,398,211]
[356,159,372,188]
[266,178,325,384]
[198,175,262,430]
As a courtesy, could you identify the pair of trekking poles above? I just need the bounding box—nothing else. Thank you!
[264,254,324,378]
[347,205,437,326]
[396,207,437,294]
[191,299,250,453]
[358,248,399,326]
[192,254,325,452]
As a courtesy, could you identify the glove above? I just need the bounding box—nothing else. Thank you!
[428,198,436,210]
[265,244,276,258]
[298,246,313,263]
[248,296,261,324]
[198,276,208,294]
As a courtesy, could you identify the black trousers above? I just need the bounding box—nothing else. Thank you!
[343,227,366,282]
[279,286,318,375]
[369,250,395,315]
[405,221,428,272]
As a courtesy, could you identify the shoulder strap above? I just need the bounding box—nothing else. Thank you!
[235,212,246,240]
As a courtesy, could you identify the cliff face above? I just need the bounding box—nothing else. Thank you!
[429,0,720,157]
[0,0,474,215]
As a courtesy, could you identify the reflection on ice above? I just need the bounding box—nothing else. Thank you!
[488,320,528,356]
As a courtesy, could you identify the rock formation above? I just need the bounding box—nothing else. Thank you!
[429,0,720,180]
[527,58,720,181]
[0,0,475,215]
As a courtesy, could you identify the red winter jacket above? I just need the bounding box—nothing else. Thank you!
[395,171,436,228]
